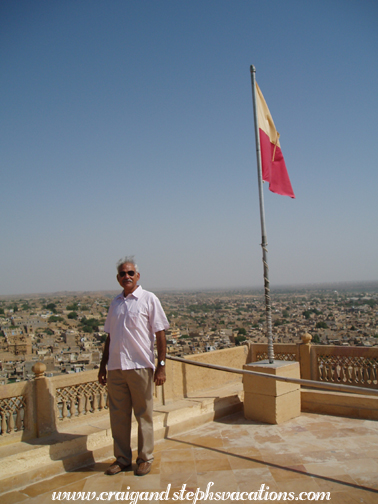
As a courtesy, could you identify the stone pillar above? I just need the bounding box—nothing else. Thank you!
[32,362,56,437]
[246,341,254,363]
[299,333,312,380]
[243,360,301,424]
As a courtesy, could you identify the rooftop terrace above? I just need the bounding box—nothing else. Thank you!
[2,409,378,504]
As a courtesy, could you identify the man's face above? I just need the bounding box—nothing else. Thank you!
[117,262,140,295]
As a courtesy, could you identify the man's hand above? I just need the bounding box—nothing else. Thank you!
[98,334,110,386]
[154,364,166,386]
[98,364,107,386]
[154,330,167,386]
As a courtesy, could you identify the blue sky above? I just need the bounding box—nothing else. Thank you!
[1,0,377,296]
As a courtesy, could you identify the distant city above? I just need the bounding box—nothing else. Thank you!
[1,282,377,384]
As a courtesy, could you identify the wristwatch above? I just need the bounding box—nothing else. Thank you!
[159,360,165,366]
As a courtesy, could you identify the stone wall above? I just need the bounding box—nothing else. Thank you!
[1,339,378,445]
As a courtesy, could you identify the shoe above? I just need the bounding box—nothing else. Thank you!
[135,461,152,476]
[105,461,132,475]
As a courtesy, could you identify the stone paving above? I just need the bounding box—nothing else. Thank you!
[2,411,378,504]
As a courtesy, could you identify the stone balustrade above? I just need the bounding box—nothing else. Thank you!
[0,346,247,444]
[311,344,378,387]
[0,380,32,440]
[1,338,378,444]
[248,334,378,388]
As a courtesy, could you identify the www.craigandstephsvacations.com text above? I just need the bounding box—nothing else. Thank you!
[51,483,331,502]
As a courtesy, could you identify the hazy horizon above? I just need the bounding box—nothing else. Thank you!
[1,279,377,301]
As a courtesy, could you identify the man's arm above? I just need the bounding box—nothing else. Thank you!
[98,334,110,385]
[154,330,166,386]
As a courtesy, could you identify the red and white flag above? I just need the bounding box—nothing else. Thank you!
[256,83,295,198]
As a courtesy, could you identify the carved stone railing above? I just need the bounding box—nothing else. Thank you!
[0,346,248,443]
[311,345,378,388]
[55,380,108,421]
[0,364,109,442]
[0,395,25,433]
[1,339,378,445]
[249,342,299,364]
[247,335,378,390]
[46,369,108,428]
[0,380,34,441]
[253,343,299,362]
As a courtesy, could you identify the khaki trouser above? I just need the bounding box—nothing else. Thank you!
[107,368,154,465]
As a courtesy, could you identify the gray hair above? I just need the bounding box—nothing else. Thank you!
[116,256,139,273]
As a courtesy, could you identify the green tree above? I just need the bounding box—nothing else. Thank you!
[238,328,246,335]
[234,335,247,346]
[315,321,328,329]
[67,303,79,311]
[68,311,78,319]
[79,317,99,333]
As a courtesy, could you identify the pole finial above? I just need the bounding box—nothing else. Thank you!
[250,65,256,73]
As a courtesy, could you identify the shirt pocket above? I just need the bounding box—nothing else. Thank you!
[127,309,143,328]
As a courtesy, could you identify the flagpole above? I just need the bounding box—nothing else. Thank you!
[250,65,274,364]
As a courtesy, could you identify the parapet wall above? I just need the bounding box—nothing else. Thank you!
[1,339,378,446]
[161,345,247,402]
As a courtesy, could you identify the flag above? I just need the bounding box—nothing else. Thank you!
[256,82,295,198]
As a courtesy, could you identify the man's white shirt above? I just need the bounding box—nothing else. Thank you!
[104,286,169,371]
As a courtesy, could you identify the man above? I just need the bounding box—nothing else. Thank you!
[98,256,169,476]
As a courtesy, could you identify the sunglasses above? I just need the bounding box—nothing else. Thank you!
[119,270,136,277]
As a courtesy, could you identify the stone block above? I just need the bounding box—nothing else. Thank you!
[243,360,301,424]
[244,390,301,424]
[243,361,300,396]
